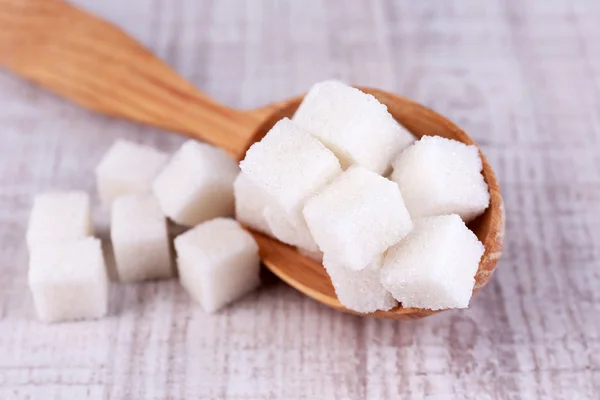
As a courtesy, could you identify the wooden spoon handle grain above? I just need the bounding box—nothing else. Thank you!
[0,0,261,156]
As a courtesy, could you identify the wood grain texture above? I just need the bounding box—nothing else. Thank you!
[0,0,599,399]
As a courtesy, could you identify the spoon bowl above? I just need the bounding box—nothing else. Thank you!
[0,0,504,319]
[247,90,505,319]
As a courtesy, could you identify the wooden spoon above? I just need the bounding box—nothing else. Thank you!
[0,0,504,319]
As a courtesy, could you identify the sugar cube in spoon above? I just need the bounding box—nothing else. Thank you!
[380,214,485,310]
[324,255,397,313]
[233,173,273,236]
[293,80,414,174]
[390,136,490,222]
[240,118,342,251]
[303,166,413,271]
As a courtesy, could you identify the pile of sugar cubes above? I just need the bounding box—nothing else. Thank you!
[26,79,490,322]
[237,80,490,313]
[28,140,260,322]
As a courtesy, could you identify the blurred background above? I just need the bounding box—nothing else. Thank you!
[1,0,599,399]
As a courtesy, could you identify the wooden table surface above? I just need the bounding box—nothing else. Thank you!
[1,0,599,399]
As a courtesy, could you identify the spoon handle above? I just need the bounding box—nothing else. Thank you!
[0,0,265,157]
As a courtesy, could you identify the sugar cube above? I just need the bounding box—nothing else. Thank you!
[324,255,397,313]
[153,140,239,226]
[293,80,414,174]
[390,136,490,222]
[240,117,341,249]
[111,194,172,282]
[303,166,413,271]
[233,173,273,236]
[264,206,319,252]
[380,214,485,310]
[95,140,169,206]
[174,218,260,313]
[27,191,92,251]
[28,238,108,323]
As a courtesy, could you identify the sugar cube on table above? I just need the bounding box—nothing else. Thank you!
[390,135,490,222]
[240,117,341,250]
[380,214,485,310]
[233,173,273,236]
[174,218,260,313]
[95,140,169,206]
[153,140,239,227]
[110,194,172,282]
[27,191,92,251]
[28,238,108,323]
[324,255,397,313]
[303,166,413,271]
[293,80,414,174]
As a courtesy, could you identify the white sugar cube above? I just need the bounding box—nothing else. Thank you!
[233,173,273,236]
[28,238,108,323]
[264,206,319,252]
[174,218,260,313]
[95,140,169,206]
[111,194,172,282]
[240,118,341,250]
[324,255,397,313]
[303,166,413,271]
[153,140,239,226]
[390,136,490,222]
[380,214,485,310]
[240,118,342,215]
[27,191,92,251]
[293,80,414,174]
